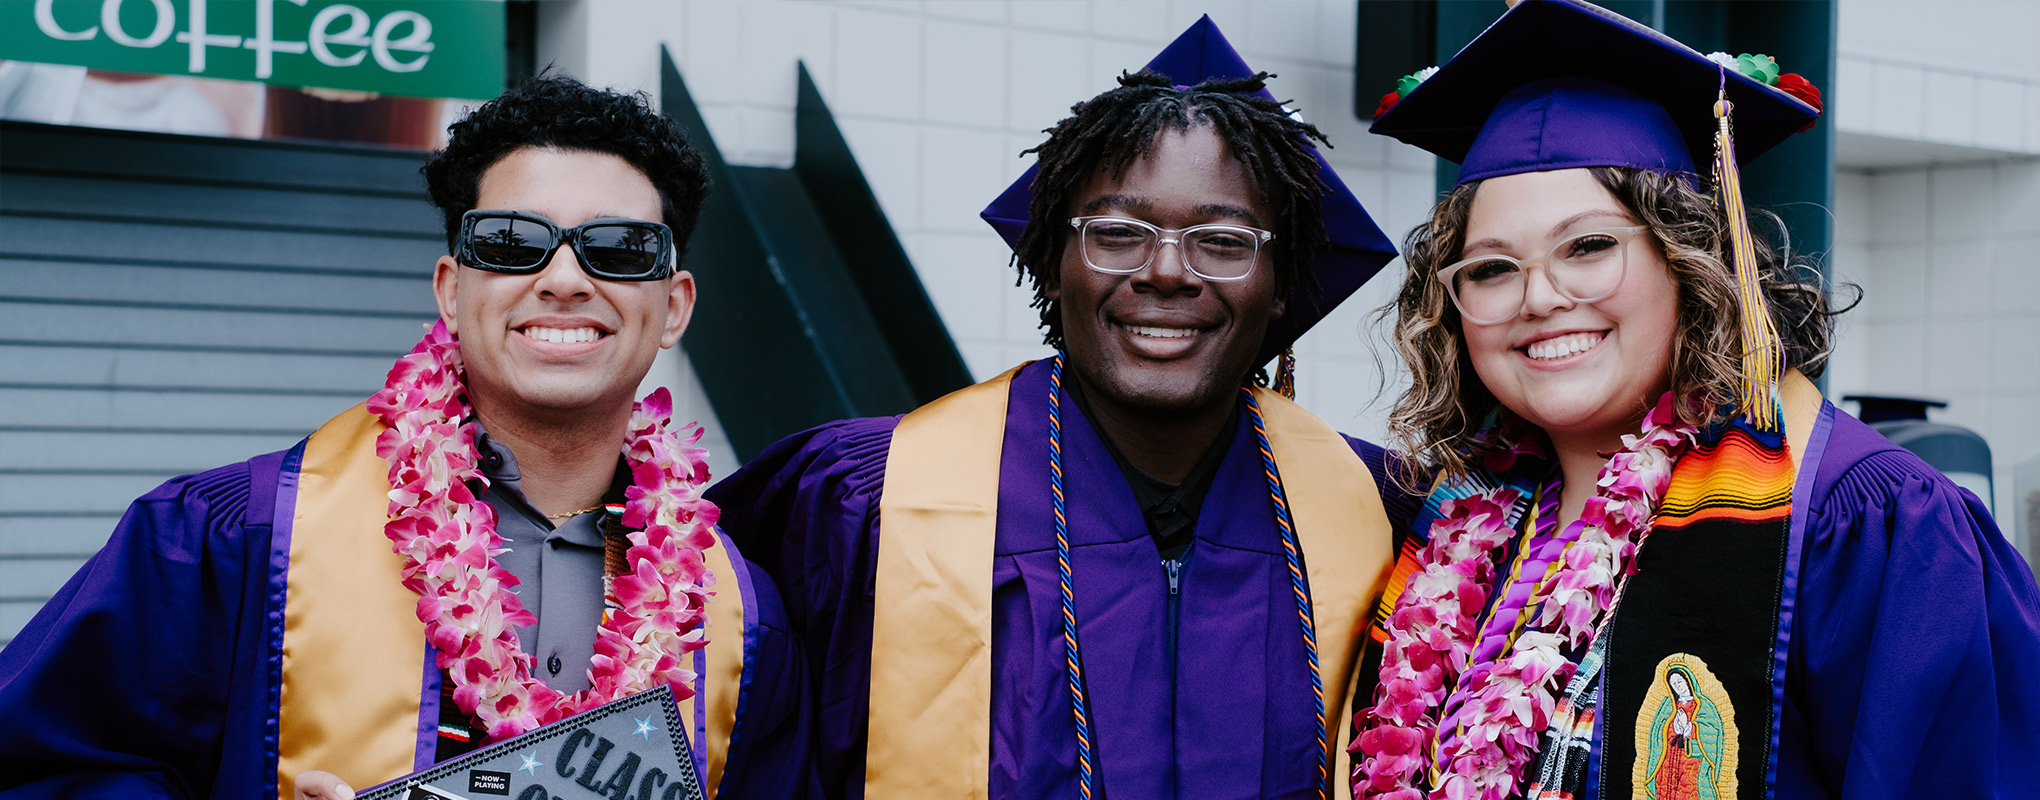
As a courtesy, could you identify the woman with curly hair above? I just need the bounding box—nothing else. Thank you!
[1347,2,2040,799]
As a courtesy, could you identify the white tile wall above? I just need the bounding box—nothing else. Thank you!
[535,0,1439,457]
[1923,69,1978,145]
[2028,85,2040,151]
[518,0,2040,564]
[526,2,2040,547]
[1838,53,2040,155]
[1977,78,2027,152]
[1867,61,1928,141]
[1835,55,1876,134]
[1835,4,2040,159]
[1839,0,2040,84]
[1829,160,2040,537]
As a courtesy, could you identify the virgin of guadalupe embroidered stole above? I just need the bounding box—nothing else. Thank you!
[869,365,1393,798]
[1600,373,1824,800]
[278,404,749,799]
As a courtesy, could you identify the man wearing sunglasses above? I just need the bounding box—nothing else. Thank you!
[708,20,1414,800]
[0,77,814,799]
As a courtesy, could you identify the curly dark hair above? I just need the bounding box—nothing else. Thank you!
[422,74,711,267]
[1013,70,1333,349]
[1383,166,1854,482]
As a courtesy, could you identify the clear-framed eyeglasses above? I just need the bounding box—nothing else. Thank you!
[1436,226,1650,325]
[1067,215,1275,282]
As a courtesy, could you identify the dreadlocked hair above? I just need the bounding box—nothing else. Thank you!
[1012,69,1333,350]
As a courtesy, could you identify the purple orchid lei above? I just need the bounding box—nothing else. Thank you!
[1354,393,1697,800]
[369,321,722,741]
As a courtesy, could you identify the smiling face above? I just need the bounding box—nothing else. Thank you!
[1458,168,1678,443]
[432,146,695,424]
[1047,124,1283,417]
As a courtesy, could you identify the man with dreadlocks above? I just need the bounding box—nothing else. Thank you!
[710,18,1411,800]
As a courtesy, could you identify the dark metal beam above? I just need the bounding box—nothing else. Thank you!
[660,49,960,461]
[792,63,973,405]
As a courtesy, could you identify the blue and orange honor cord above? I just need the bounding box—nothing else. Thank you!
[1046,353,1329,799]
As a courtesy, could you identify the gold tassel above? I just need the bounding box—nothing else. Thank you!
[1274,347,1297,400]
[1713,84,1783,430]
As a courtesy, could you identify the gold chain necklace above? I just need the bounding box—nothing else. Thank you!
[544,504,605,520]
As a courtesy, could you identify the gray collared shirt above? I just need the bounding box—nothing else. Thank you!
[472,424,609,694]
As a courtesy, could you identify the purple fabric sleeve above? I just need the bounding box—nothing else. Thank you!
[1564,407,2040,798]
[413,645,440,772]
[1770,409,2040,798]
[1765,400,1832,798]
[0,447,296,799]
[707,416,897,800]
[1346,435,1426,538]
[712,367,1413,800]
[708,529,819,799]
[266,443,303,794]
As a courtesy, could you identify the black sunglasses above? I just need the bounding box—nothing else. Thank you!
[456,209,675,281]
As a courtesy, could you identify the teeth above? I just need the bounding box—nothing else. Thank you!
[1526,332,1604,360]
[522,326,602,344]
[1123,324,1198,339]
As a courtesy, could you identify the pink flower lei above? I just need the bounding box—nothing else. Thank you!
[367,321,721,741]
[1353,394,1698,800]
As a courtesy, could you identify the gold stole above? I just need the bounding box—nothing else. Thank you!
[1781,371,1820,473]
[868,369,1396,798]
[275,404,748,798]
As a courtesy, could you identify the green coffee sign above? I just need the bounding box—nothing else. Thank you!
[1,0,502,99]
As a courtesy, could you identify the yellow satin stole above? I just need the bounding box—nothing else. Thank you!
[868,368,1396,798]
[275,404,747,798]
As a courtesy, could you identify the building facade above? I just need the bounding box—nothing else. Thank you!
[4,0,2035,644]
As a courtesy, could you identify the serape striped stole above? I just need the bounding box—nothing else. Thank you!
[1366,373,1823,799]
[1602,374,1820,800]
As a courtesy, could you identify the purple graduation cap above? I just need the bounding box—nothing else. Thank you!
[979,15,1399,367]
[1372,0,1823,424]
[1370,0,1820,184]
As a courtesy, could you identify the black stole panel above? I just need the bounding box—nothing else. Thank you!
[1601,421,1795,799]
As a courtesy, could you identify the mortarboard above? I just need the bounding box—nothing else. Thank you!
[980,15,1400,370]
[1367,0,1824,426]
[1370,0,1820,185]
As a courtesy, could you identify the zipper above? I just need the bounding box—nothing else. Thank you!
[1163,554,1185,673]
[1162,549,1188,797]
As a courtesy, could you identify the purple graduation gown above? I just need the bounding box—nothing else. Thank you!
[0,443,817,799]
[1764,405,2040,798]
[708,360,1421,800]
[1414,401,2040,798]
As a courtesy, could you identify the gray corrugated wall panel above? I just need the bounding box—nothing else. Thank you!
[0,561,86,598]
[0,302,436,352]
[0,122,430,195]
[0,216,440,273]
[3,260,438,314]
[0,172,442,235]
[2,388,360,431]
[1,431,308,472]
[0,345,400,392]
[0,475,179,516]
[1,516,131,556]
[0,120,437,644]
[0,605,46,646]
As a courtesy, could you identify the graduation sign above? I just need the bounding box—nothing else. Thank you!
[0,0,503,99]
[357,685,706,800]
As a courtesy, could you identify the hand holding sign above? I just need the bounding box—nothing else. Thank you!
[294,770,357,800]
